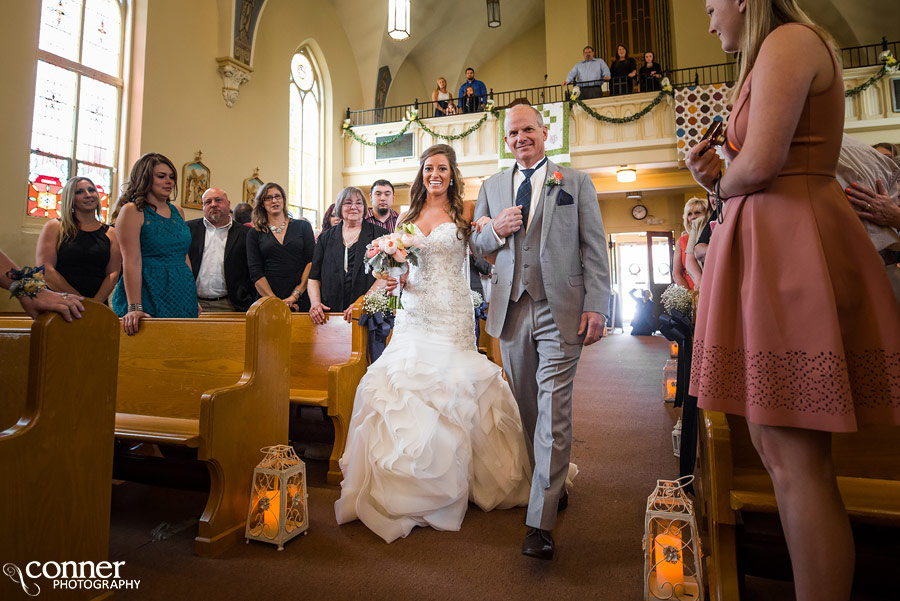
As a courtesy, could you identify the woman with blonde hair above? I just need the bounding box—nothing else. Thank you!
[111,152,198,334]
[245,182,315,311]
[431,77,456,117]
[685,1,900,598]
[671,196,709,290]
[335,144,531,543]
[35,176,121,302]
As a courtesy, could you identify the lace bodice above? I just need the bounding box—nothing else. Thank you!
[394,222,476,350]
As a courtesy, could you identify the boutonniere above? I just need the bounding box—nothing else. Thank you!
[546,171,563,187]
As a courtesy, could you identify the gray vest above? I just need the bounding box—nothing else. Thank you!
[511,195,547,302]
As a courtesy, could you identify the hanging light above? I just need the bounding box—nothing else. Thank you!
[388,0,410,41]
[486,0,501,28]
[617,166,637,183]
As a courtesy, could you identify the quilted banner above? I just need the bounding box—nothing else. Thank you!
[499,102,570,170]
[674,83,733,162]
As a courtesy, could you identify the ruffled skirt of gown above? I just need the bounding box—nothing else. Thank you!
[334,329,531,543]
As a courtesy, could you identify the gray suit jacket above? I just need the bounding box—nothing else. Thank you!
[470,160,611,344]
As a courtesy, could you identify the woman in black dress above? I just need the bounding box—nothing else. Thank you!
[609,44,637,95]
[35,176,121,302]
[461,86,480,114]
[246,182,316,311]
[308,187,388,324]
[638,50,663,93]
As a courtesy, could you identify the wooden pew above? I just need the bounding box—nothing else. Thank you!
[0,301,119,601]
[698,409,900,600]
[200,302,368,485]
[115,297,290,557]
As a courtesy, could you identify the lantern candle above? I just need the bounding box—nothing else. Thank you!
[654,533,684,590]
[669,341,678,357]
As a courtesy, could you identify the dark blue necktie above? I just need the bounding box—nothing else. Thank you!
[515,157,547,231]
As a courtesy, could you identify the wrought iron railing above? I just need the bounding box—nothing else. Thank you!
[840,37,897,69]
[347,37,897,126]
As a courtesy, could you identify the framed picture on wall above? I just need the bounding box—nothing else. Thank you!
[891,77,900,113]
[243,168,263,205]
[181,151,210,210]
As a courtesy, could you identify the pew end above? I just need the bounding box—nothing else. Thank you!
[0,301,120,600]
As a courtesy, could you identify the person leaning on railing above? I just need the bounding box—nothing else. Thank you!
[609,44,638,95]
[562,45,610,100]
[638,51,663,93]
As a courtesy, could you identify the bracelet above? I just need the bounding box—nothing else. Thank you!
[293,287,302,297]
[714,176,727,224]
[6,265,48,299]
[127,303,144,313]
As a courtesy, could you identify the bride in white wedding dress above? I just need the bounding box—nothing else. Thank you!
[334,144,531,543]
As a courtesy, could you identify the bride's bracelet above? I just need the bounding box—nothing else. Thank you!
[6,265,48,299]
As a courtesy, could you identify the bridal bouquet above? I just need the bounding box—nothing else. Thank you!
[364,223,425,310]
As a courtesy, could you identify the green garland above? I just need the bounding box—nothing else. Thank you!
[568,87,674,124]
[343,119,413,147]
[343,110,498,146]
[415,112,493,140]
[844,52,896,97]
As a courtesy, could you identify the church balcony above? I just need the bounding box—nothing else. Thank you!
[342,40,900,197]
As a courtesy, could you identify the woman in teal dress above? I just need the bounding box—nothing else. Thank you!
[111,152,198,334]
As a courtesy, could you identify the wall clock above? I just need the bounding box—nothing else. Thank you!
[631,204,648,220]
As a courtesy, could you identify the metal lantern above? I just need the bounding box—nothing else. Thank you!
[486,0,501,28]
[387,0,410,40]
[663,358,677,402]
[245,445,309,550]
[671,418,682,458]
[643,476,704,600]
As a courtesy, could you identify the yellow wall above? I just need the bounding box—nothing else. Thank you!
[598,194,690,236]
[0,1,42,310]
[479,21,549,94]
[385,60,426,111]
[138,0,363,220]
[545,0,590,85]
[669,0,728,68]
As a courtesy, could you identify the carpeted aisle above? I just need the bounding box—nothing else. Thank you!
[106,333,685,600]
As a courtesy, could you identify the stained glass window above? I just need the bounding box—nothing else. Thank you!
[289,48,322,220]
[28,0,124,220]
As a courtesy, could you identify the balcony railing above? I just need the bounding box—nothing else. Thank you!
[347,37,898,126]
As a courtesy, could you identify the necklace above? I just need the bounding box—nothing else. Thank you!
[270,220,287,234]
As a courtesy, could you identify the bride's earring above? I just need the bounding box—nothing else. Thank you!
[450,179,455,186]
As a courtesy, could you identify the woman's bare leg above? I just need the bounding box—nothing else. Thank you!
[747,421,854,601]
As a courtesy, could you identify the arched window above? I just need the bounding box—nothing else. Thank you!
[28,0,125,222]
[288,47,322,222]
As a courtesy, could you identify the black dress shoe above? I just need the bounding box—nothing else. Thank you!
[522,527,554,560]
[558,489,568,511]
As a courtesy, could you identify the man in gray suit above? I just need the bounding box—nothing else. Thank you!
[470,104,610,560]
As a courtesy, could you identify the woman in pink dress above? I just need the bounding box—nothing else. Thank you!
[685,1,900,599]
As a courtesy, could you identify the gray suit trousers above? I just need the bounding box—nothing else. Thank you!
[500,294,582,530]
